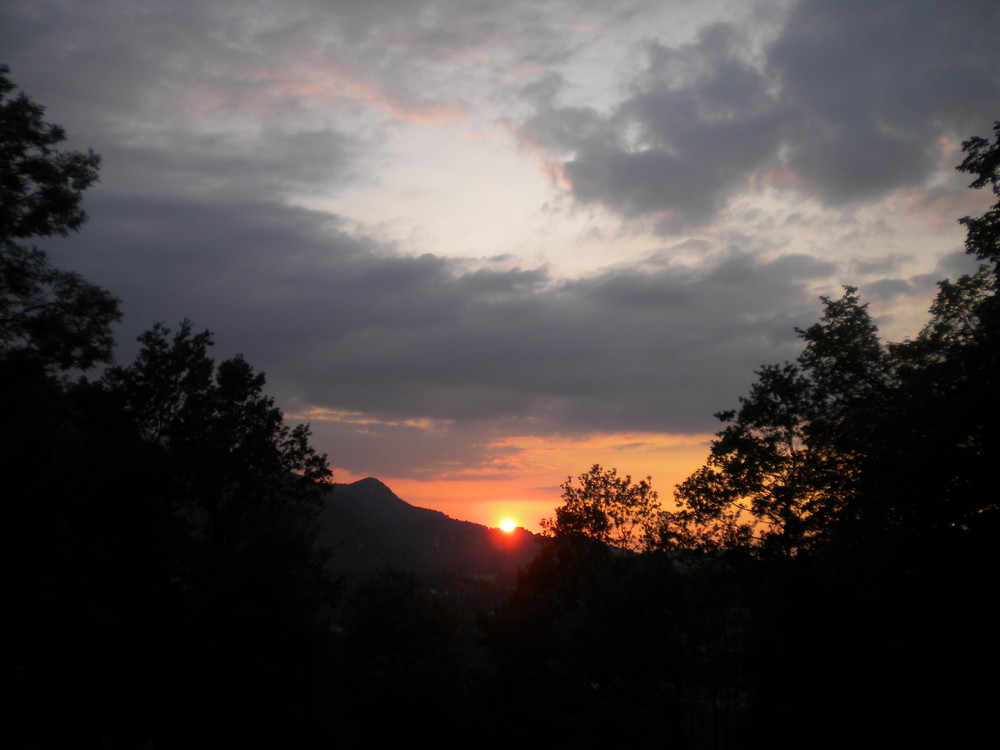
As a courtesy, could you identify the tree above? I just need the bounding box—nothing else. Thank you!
[0,64,119,369]
[104,321,332,551]
[93,322,339,747]
[957,121,1000,265]
[673,288,891,553]
[541,464,661,554]
[874,121,1000,538]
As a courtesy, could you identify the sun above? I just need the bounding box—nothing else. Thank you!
[499,518,517,533]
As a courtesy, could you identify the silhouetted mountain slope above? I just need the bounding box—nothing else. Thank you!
[317,478,541,585]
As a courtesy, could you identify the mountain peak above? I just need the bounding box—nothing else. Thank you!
[352,476,389,489]
[318,477,542,586]
[336,477,412,508]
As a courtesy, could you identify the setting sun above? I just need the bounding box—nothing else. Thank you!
[499,518,517,533]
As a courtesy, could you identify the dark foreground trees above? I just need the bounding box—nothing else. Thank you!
[104,321,332,553]
[6,322,340,748]
[671,286,892,553]
[2,67,338,748]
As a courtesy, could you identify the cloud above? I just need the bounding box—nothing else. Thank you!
[769,0,1000,201]
[58,187,834,444]
[861,278,912,303]
[516,23,783,229]
[514,0,1000,228]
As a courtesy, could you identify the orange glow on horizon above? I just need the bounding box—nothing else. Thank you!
[332,430,715,532]
[499,518,517,532]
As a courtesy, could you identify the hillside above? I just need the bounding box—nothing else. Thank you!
[316,478,542,588]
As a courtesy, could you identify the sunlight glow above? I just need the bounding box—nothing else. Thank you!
[499,518,517,533]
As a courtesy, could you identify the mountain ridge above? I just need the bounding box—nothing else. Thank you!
[316,477,542,588]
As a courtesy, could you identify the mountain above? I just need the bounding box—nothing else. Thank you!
[316,477,543,589]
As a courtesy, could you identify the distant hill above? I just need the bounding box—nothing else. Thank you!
[316,477,543,590]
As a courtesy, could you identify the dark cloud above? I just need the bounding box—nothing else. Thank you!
[517,0,1000,228]
[303,414,495,480]
[101,129,358,202]
[850,255,908,276]
[54,188,832,445]
[862,278,912,303]
[519,23,783,228]
[934,249,984,281]
[769,0,999,201]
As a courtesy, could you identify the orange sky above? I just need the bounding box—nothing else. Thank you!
[334,430,715,532]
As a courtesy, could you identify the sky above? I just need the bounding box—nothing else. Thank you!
[3,0,998,530]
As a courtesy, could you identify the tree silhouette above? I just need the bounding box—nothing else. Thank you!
[91,322,339,747]
[673,287,892,553]
[871,121,1000,540]
[958,121,1000,264]
[104,320,332,552]
[0,64,118,370]
[0,66,348,748]
[541,463,661,554]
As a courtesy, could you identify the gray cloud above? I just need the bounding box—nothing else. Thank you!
[934,249,985,280]
[861,278,912,303]
[769,0,999,201]
[519,23,783,228]
[517,0,1000,227]
[55,189,832,445]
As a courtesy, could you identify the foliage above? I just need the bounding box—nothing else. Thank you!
[869,124,1000,539]
[6,321,340,748]
[104,320,332,550]
[541,463,661,554]
[672,288,891,553]
[0,64,119,369]
[958,121,1000,264]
